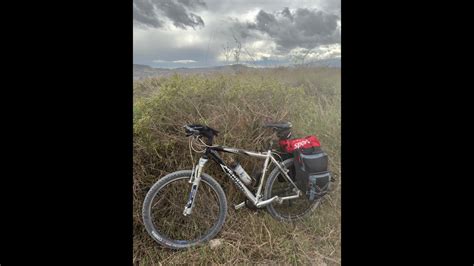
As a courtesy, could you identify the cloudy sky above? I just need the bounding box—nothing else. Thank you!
[133,0,341,68]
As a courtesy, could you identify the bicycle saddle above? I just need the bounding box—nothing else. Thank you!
[263,122,292,130]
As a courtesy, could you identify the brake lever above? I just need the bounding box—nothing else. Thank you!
[184,125,199,136]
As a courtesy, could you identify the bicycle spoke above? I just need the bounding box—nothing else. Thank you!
[149,177,221,242]
[268,167,317,220]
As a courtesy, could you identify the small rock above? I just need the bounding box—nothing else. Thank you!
[209,238,223,249]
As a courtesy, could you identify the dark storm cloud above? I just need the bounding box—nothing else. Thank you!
[134,0,341,67]
[133,0,164,28]
[177,0,206,8]
[281,7,293,21]
[245,8,340,51]
[133,0,206,29]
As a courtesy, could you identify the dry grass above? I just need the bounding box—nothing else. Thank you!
[133,66,341,265]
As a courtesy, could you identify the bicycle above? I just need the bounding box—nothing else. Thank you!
[142,122,326,249]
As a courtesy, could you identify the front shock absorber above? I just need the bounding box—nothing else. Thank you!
[183,157,208,216]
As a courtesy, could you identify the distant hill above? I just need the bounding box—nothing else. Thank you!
[133,64,254,80]
[133,60,340,80]
[133,64,152,70]
[306,58,341,68]
[133,64,170,80]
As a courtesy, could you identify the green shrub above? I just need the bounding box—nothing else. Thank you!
[133,67,341,265]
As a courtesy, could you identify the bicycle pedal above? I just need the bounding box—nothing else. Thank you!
[234,202,245,210]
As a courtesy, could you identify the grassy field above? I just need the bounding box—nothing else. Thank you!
[133,66,341,265]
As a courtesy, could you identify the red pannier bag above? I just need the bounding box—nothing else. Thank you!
[279,135,330,201]
[279,135,321,153]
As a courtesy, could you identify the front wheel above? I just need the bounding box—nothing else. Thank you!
[265,158,321,221]
[142,170,228,249]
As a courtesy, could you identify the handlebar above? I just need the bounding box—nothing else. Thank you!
[184,125,200,136]
[184,124,219,145]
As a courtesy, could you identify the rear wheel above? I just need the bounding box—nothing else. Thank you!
[142,170,227,249]
[264,158,321,221]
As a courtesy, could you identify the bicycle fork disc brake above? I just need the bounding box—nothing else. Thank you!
[183,157,208,216]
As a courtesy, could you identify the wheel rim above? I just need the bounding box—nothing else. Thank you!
[148,176,222,244]
[268,163,318,220]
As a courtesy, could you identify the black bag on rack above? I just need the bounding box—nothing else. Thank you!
[293,145,331,201]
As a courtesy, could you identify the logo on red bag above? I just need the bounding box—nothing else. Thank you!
[293,139,310,149]
[279,135,321,153]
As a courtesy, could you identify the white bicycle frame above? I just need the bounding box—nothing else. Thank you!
[183,146,301,216]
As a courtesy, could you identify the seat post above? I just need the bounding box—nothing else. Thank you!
[269,139,274,150]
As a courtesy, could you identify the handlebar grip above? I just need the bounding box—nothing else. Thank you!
[184,125,199,134]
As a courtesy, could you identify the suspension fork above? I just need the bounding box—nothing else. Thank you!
[183,156,208,216]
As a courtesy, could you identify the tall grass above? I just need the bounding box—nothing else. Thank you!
[133,66,341,265]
